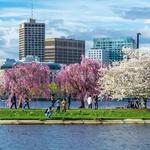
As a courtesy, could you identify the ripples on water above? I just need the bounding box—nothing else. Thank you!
[0,125,150,150]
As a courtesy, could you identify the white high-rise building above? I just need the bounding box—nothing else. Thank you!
[93,37,135,62]
[88,48,110,64]
[19,19,45,62]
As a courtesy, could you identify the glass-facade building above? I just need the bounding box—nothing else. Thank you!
[93,37,135,62]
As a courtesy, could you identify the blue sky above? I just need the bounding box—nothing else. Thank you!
[0,0,150,59]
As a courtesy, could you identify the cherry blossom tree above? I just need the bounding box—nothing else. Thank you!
[100,48,150,103]
[4,62,51,103]
[0,70,6,96]
[56,57,102,108]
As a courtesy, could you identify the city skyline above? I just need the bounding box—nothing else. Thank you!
[0,0,150,59]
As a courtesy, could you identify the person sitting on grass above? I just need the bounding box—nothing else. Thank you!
[56,98,61,113]
[62,98,67,112]
[45,107,53,118]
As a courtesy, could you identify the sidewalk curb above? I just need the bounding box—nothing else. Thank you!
[0,119,150,125]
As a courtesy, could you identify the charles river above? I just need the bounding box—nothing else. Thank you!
[0,100,150,150]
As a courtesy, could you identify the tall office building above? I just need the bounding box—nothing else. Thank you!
[88,48,109,64]
[45,38,85,64]
[93,37,135,62]
[19,19,45,62]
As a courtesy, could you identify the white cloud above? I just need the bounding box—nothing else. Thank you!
[0,0,150,59]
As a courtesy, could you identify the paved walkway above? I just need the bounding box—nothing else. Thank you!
[0,119,150,125]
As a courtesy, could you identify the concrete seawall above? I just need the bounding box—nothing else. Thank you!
[0,119,150,125]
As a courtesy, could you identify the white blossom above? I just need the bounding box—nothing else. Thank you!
[99,48,150,99]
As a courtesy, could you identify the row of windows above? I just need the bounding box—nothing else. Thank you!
[25,24,45,27]
[25,45,44,47]
[56,49,84,52]
[89,54,102,56]
[89,57,101,59]
[25,49,44,51]
[56,50,84,53]
[88,52,102,54]
[24,30,45,34]
[25,28,45,30]
[45,41,84,47]
[25,32,45,36]
[25,53,44,55]
[56,41,84,48]
[55,59,80,62]
[24,35,45,37]
[25,42,44,44]
[25,41,44,43]
[96,42,133,44]
[25,30,45,32]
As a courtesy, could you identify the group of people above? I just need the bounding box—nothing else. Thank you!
[45,93,99,118]
[127,98,147,109]
[10,93,30,109]
[45,94,72,118]
[9,92,99,118]
[86,94,99,109]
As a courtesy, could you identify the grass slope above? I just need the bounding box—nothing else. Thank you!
[0,109,150,120]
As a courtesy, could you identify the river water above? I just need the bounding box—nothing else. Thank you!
[0,100,150,109]
[0,124,150,150]
[0,101,150,150]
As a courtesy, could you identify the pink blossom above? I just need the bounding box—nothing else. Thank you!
[4,62,51,103]
[56,57,103,108]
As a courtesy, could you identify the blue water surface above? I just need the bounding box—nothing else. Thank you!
[0,124,150,150]
[0,100,150,109]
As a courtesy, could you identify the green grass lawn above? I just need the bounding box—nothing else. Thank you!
[0,108,150,120]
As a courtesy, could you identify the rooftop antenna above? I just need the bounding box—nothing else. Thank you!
[31,0,34,19]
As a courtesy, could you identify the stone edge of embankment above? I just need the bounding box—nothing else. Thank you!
[0,119,150,125]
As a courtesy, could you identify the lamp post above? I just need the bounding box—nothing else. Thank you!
[137,33,141,49]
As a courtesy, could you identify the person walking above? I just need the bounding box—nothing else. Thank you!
[23,97,30,109]
[143,99,147,109]
[10,93,17,109]
[62,98,67,112]
[56,98,61,113]
[51,94,55,107]
[87,95,92,109]
[67,93,71,109]
[93,94,98,109]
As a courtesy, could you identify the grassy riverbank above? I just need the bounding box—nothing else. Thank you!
[0,109,150,120]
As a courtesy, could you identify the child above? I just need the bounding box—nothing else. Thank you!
[45,107,53,118]
[62,98,67,112]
